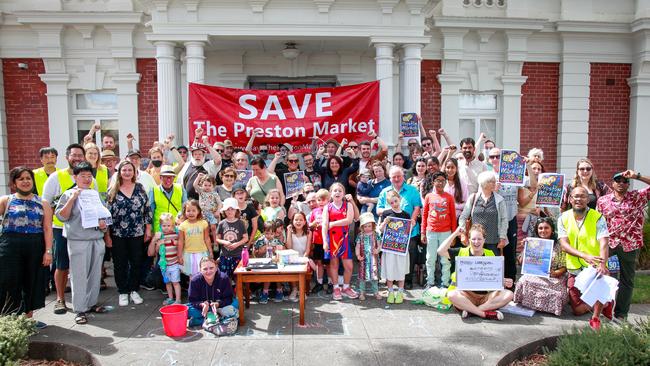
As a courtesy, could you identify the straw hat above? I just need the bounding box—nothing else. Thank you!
[359,212,376,227]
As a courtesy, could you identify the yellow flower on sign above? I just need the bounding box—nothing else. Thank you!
[286,174,298,183]
[388,220,404,230]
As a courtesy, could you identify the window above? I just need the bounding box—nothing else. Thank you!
[72,91,120,156]
[247,76,338,90]
[459,93,499,144]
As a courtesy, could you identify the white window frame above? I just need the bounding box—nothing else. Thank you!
[71,91,120,153]
[459,93,500,145]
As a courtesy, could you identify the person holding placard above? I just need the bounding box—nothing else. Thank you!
[597,170,650,320]
[559,186,612,330]
[438,224,514,321]
[378,190,412,304]
[514,217,568,316]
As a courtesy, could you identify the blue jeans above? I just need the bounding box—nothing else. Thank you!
[187,303,238,327]
[426,231,451,287]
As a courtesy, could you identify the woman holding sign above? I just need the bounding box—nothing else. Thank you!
[513,217,568,316]
[438,224,514,321]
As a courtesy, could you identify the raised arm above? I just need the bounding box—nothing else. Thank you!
[267,152,281,174]
[244,131,258,157]
[438,226,462,258]
[429,129,442,156]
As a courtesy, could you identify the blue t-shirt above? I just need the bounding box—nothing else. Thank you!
[368,179,391,217]
[376,183,423,238]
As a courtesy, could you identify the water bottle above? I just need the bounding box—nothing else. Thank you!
[241,246,249,267]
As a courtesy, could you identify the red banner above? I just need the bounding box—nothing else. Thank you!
[188,81,379,152]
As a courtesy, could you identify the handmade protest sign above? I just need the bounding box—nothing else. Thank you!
[521,237,554,278]
[381,217,412,256]
[235,170,252,188]
[189,81,379,152]
[498,150,526,186]
[284,171,305,197]
[536,173,565,208]
[399,112,419,139]
[78,189,112,229]
[455,256,504,291]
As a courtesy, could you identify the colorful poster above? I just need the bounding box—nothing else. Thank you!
[521,237,554,278]
[284,171,305,197]
[536,173,565,208]
[455,256,504,291]
[399,112,420,139]
[498,150,526,186]
[235,170,252,188]
[607,255,620,273]
[381,217,412,256]
[189,81,379,152]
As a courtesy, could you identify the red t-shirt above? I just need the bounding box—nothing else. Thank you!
[422,191,457,234]
[309,206,324,245]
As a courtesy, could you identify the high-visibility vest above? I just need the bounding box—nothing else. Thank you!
[448,247,496,292]
[33,167,57,196]
[96,165,109,197]
[153,184,183,232]
[52,170,96,228]
[561,209,602,270]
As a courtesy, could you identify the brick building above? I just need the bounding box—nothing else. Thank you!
[1,0,649,192]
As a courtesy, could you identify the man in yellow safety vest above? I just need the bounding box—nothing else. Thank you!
[33,147,59,196]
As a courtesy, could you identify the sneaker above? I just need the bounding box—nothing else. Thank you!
[53,300,67,314]
[461,310,470,319]
[326,284,333,295]
[332,287,343,301]
[274,291,284,303]
[130,291,144,305]
[589,317,601,330]
[603,302,614,320]
[259,292,269,304]
[162,298,176,306]
[341,287,359,299]
[119,294,129,306]
[288,289,298,302]
[140,284,155,291]
[484,310,504,321]
[423,284,434,292]
[387,292,395,304]
[35,321,48,330]
[394,291,404,304]
[311,283,324,294]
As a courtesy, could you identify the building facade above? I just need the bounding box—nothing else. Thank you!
[1,0,650,193]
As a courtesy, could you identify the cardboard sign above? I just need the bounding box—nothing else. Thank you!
[189,81,379,152]
[455,256,504,291]
[381,217,412,256]
[235,170,252,188]
[498,150,526,186]
[536,173,565,208]
[399,112,420,139]
[284,171,305,197]
[521,238,554,278]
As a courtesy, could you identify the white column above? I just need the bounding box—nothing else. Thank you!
[557,61,590,177]
[155,41,179,142]
[627,76,650,189]
[185,41,205,84]
[438,74,464,143]
[401,43,423,115]
[500,75,527,151]
[375,43,396,145]
[0,62,8,194]
[39,73,71,169]
[112,73,141,156]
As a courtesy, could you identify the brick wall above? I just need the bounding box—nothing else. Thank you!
[420,60,441,132]
[137,59,158,152]
[520,62,560,171]
[588,63,631,184]
[2,59,49,169]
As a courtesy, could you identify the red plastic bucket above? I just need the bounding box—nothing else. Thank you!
[160,304,188,337]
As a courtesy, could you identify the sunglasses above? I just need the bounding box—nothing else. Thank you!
[223,174,235,178]
[216,149,224,153]
[578,167,593,172]
[349,145,359,149]
[408,143,418,146]
[288,159,299,163]
[489,155,500,159]
[422,143,432,147]
[260,150,268,153]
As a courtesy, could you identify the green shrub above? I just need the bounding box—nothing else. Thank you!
[0,314,36,366]
[546,318,650,366]
[641,220,650,270]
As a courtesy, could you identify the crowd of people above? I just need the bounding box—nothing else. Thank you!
[0,120,648,332]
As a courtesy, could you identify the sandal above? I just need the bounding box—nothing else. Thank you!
[75,312,88,325]
[89,304,108,314]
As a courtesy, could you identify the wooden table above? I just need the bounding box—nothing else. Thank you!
[234,261,309,326]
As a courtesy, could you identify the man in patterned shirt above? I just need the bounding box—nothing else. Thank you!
[597,170,650,320]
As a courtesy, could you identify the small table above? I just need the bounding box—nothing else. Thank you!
[234,261,309,326]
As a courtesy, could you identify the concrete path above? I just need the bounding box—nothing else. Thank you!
[31,274,649,366]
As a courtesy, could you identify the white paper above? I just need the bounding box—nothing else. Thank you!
[78,189,110,229]
[455,256,504,291]
[500,301,536,317]
[574,267,619,307]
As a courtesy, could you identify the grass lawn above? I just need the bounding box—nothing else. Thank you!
[632,274,650,304]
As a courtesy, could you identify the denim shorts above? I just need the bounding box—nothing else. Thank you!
[163,263,181,284]
[53,228,69,270]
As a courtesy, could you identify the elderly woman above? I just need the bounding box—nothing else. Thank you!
[107,160,153,307]
[0,167,53,328]
[246,157,284,206]
[514,217,568,316]
[216,167,237,201]
[187,257,237,329]
[561,158,610,211]
[458,171,508,257]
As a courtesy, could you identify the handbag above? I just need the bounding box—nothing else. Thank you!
[461,193,479,246]
[0,195,15,235]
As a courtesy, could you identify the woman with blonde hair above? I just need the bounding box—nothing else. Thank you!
[107,160,153,306]
[84,142,110,200]
[561,158,610,211]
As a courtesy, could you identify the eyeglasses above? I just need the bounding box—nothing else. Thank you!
[408,143,418,146]
[349,145,359,149]
[578,167,593,172]
[216,149,224,153]
[288,159,299,163]
[223,174,235,178]
[422,143,432,147]
[489,155,500,159]
[433,179,446,184]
